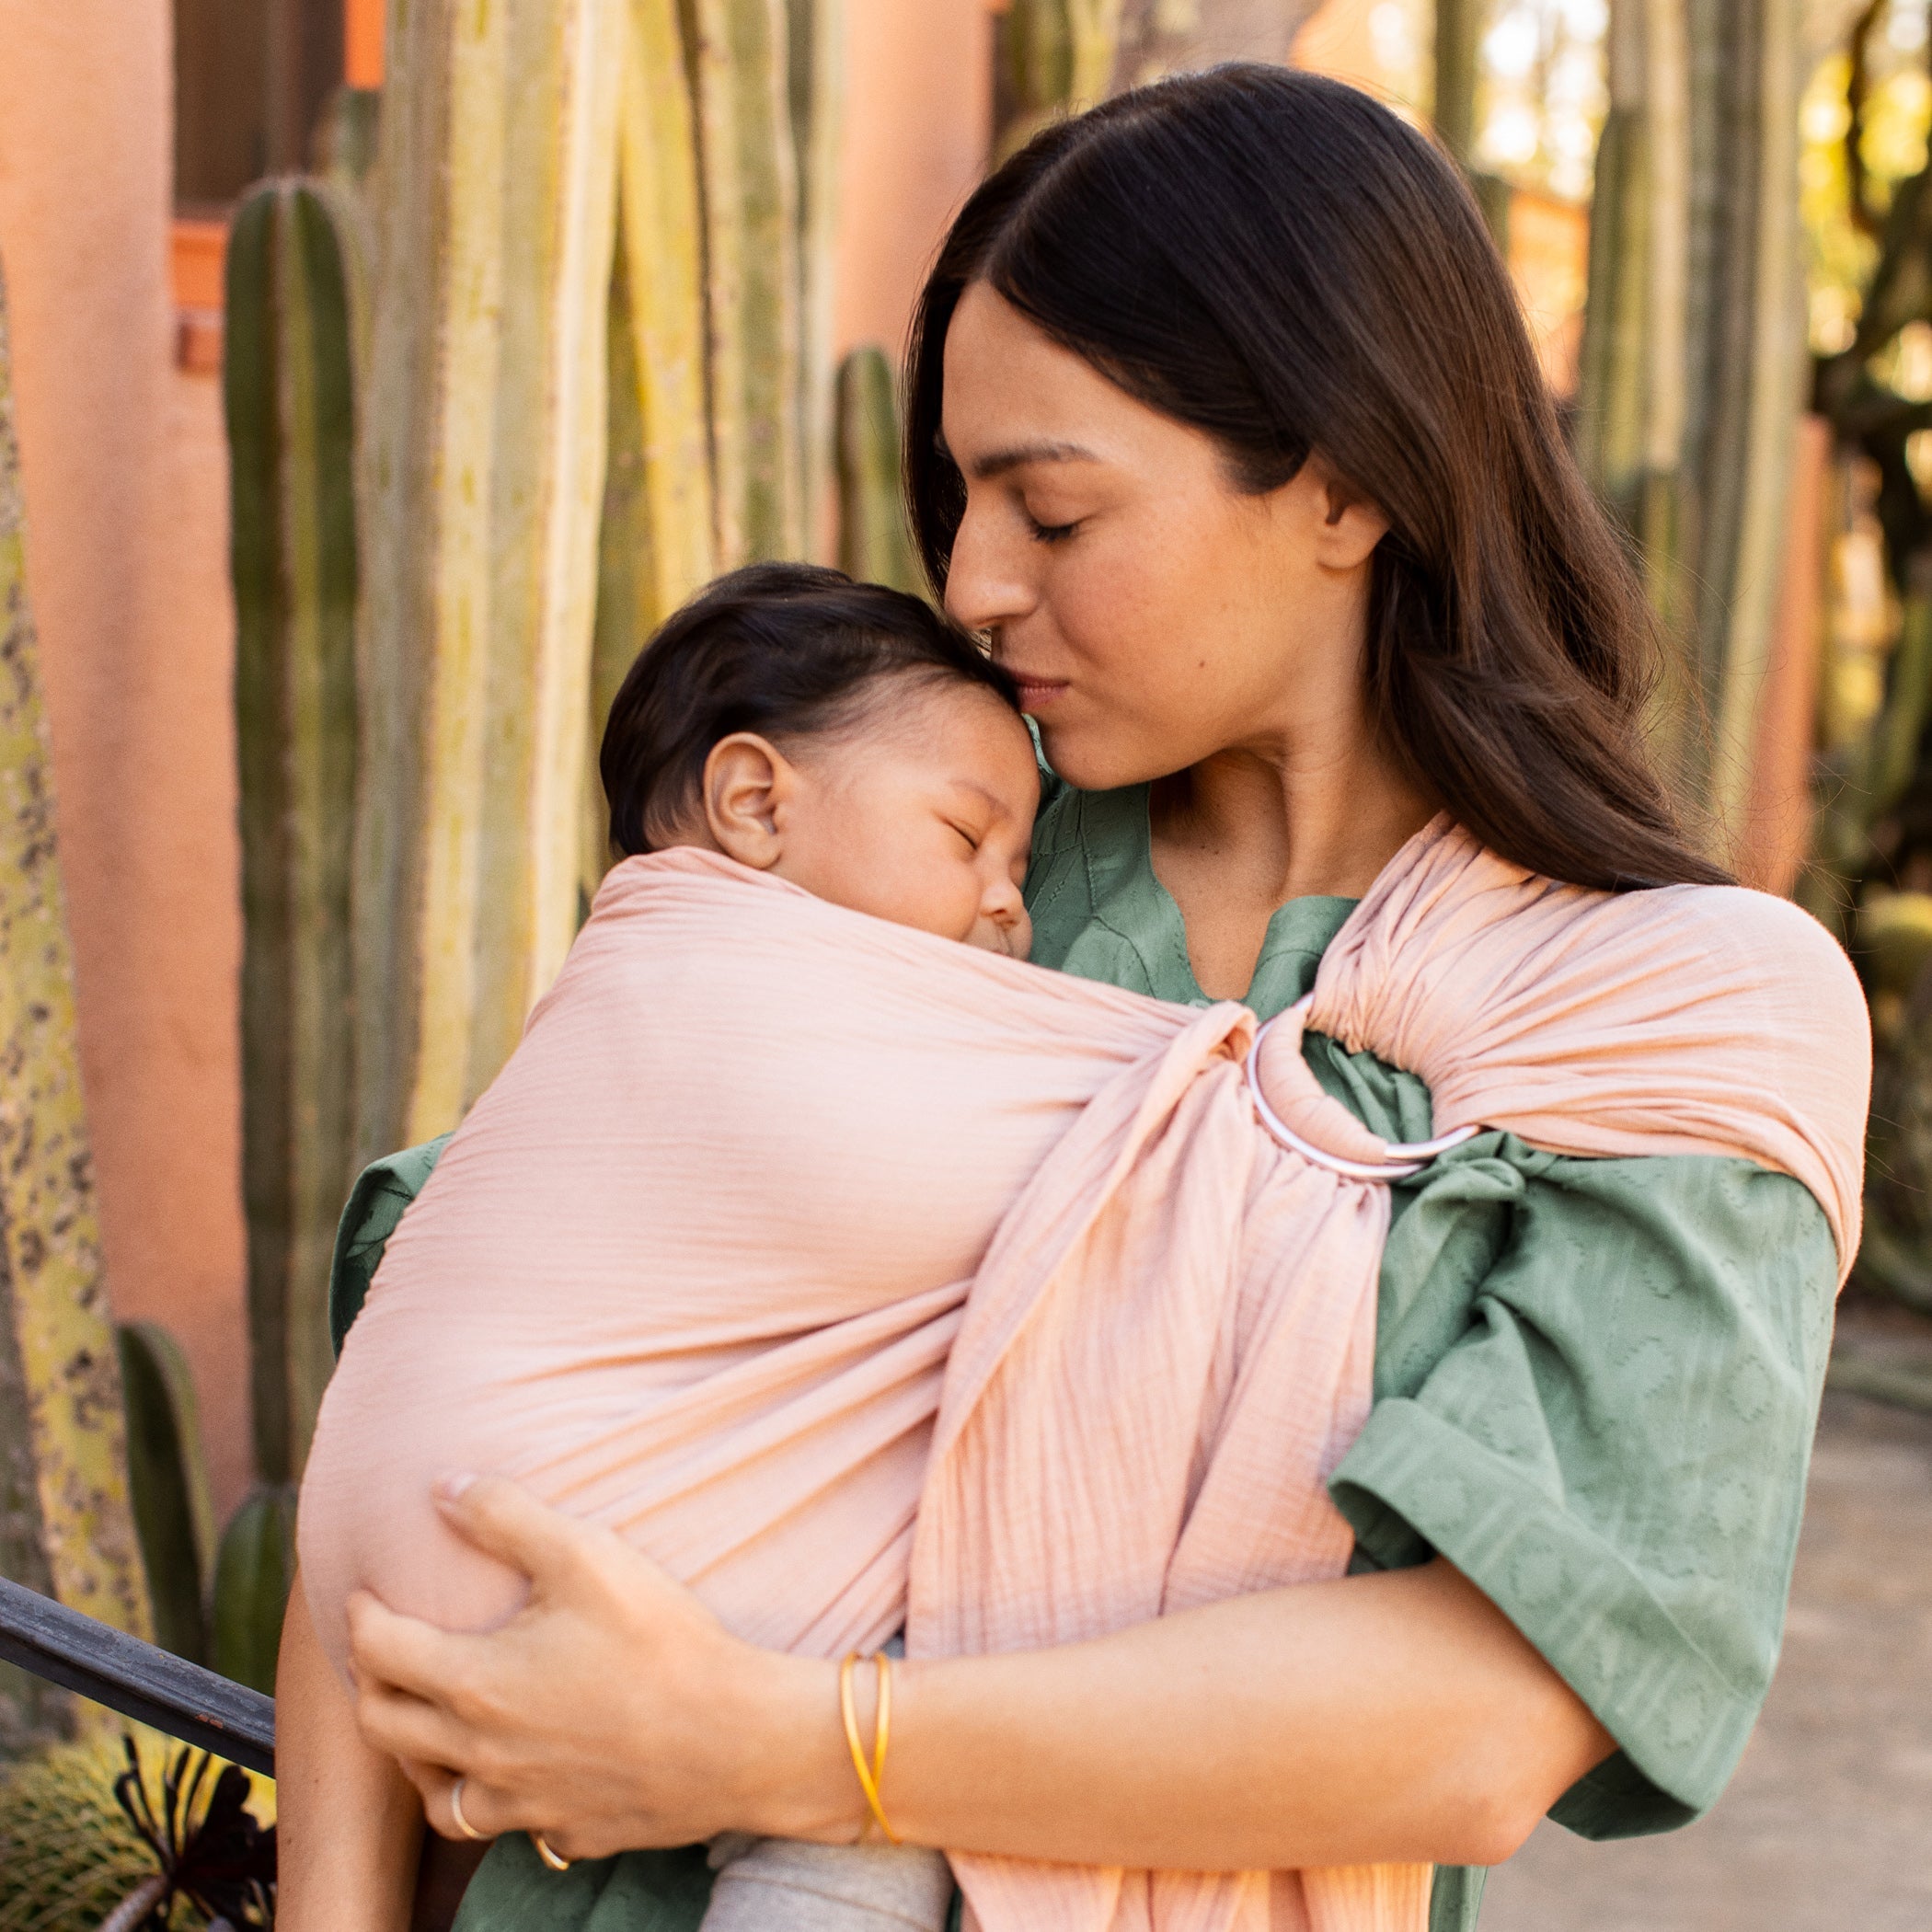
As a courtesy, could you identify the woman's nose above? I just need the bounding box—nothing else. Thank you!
[943,503,1033,636]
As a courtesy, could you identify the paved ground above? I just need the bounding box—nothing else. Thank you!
[1481,1302,1932,1932]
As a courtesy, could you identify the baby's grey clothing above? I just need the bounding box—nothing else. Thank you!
[702,1637,951,1932]
[704,1835,954,1932]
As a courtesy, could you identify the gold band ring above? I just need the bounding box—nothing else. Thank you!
[534,1831,572,1873]
[448,1777,485,1843]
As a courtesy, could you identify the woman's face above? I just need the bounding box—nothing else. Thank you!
[938,283,1388,791]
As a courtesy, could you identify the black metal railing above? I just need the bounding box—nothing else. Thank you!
[0,1574,274,1776]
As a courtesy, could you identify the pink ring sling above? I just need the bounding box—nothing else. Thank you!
[300,817,1869,1932]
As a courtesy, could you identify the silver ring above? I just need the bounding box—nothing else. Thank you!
[1247,998,1480,1182]
[534,1831,572,1872]
[449,1776,486,1842]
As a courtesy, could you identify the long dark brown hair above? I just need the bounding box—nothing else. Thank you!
[903,64,1727,891]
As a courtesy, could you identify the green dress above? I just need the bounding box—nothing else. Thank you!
[330,782,1840,1932]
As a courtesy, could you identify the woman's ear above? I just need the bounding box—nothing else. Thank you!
[1307,455,1389,571]
[700,733,795,870]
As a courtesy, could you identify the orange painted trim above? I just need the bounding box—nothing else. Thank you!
[346,0,385,87]
[171,216,228,312]
[171,216,228,374]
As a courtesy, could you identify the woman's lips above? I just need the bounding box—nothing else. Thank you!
[1010,673,1069,710]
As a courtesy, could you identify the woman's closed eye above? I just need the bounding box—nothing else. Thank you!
[1027,512,1081,545]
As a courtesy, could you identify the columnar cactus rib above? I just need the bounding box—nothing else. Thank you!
[354,0,508,1163]
[227,181,360,1484]
[0,258,151,1650]
[618,0,717,620]
[692,0,803,566]
[465,0,626,1107]
[1579,0,1806,845]
[835,346,920,596]
[357,0,627,1148]
[790,0,845,560]
[1066,0,1124,104]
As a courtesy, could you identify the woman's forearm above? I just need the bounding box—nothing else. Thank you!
[766,1559,1613,1872]
[277,1572,425,1932]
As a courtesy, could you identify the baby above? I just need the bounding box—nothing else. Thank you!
[302,562,1041,1930]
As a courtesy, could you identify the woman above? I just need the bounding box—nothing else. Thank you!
[281,67,1858,1932]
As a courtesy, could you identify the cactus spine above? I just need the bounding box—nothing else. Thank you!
[835,347,920,596]
[0,255,152,1693]
[226,179,362,1486]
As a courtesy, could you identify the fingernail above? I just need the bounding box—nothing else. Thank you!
[433,1471,477,1502]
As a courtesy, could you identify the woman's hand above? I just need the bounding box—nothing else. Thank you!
[346,1475,862,1863]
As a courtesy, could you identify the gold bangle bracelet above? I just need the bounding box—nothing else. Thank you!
[838,1650,902,1845]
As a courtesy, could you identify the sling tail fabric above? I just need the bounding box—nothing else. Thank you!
[298,822,1869,1932]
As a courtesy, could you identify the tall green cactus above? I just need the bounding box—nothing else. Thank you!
[0,256,153,1722]
[356,0,626,1156]
[226,178,362,1486]
[835,347,921,596]
[1577,0,1807,848]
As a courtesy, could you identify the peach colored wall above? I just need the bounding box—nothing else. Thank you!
[832,0,995,368]
[0,5,250,1516]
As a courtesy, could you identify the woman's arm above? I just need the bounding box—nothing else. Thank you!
[349,1477,1611,1873]
[278,1570,427,1932]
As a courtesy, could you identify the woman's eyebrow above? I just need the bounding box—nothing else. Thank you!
[963,440,1100,481]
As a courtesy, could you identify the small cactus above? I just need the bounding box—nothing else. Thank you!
[0,1734,157,1932]
[115,1322,217,1667]
[211,1485,298,1697]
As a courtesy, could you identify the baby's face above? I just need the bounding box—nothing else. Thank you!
[776,683,1040,957]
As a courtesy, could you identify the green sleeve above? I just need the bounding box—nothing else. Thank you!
[328,1134,452,1356]
[1333,1133,1837,1839]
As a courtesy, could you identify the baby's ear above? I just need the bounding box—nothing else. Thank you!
[701,733,791,870]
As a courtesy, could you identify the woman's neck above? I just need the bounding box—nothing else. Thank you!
[1147,715,1434,1002]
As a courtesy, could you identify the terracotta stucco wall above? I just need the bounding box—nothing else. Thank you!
[0,4,250,1515]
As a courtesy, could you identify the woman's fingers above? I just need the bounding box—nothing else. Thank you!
[346,1589,480,1708]
[353,1668,474,1769]
[431,1472,595,1589]
[410,1760,504,1845]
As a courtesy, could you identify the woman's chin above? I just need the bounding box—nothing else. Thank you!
[1034,726,1174,796]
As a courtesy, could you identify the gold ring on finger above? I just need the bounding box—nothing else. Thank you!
[449,1777,486,1843]
[534,1831,572,1872]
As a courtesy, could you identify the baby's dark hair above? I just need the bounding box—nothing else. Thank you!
[600,562,1022,856]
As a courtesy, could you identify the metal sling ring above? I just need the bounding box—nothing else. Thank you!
[1245,997,1482,1183]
